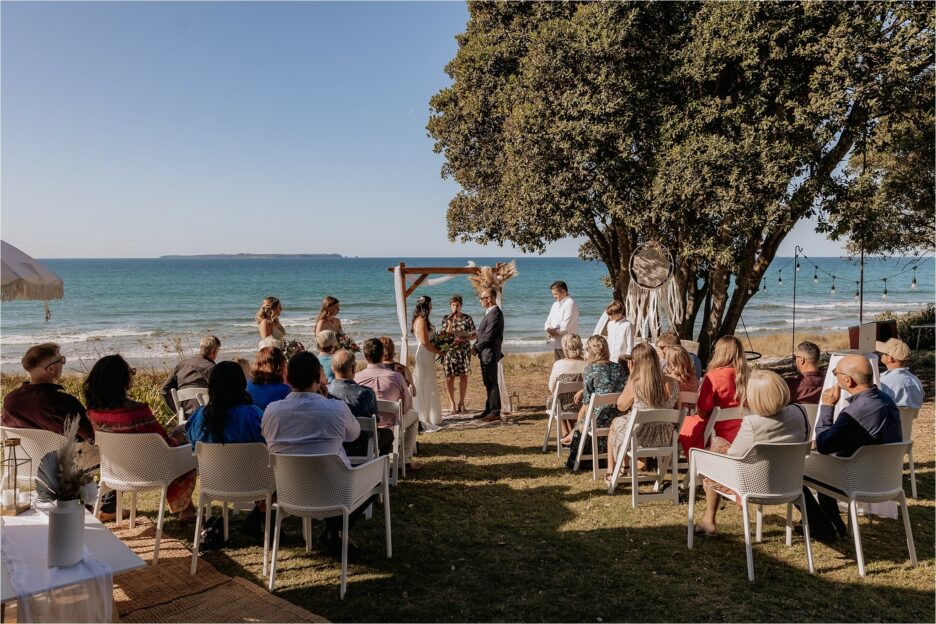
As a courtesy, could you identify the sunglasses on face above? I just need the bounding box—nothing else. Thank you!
[44,356,66,370]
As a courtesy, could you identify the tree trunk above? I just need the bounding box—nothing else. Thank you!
[698,266,730,363]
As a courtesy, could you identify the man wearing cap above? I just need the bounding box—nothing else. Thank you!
[877,338,924,409]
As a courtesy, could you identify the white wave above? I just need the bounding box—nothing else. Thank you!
[780,301,924,311]
[0,328,155,346]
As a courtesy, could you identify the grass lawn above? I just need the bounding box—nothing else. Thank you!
[145,362,934,623]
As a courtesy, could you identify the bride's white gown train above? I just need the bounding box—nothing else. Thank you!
[413,343,444,428]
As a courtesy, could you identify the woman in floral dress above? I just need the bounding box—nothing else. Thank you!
[440,295,477,414]
[562,335,627,471]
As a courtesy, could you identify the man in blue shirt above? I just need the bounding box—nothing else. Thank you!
[327,350,393,456]
[877,338,924,409]
[801,354,902,541]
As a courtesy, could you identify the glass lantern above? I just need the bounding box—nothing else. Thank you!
[2,438,33,515]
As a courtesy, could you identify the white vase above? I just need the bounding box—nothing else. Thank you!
[48,499,84,568]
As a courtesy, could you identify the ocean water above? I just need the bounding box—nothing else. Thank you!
[0,256,932,372]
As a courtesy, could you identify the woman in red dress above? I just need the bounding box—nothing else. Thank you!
[83,355,197,520]
[678,336,749,455]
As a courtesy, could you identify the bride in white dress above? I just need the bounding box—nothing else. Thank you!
[412,295,444,429]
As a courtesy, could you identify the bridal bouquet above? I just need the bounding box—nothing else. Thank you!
[431,332,457,361]
[335,332,361,353]
[35,417,98,506]
[283,339,305,360]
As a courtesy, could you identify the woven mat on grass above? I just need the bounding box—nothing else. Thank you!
[109,518,327,623]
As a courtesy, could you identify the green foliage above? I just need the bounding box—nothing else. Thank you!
[875,303,936,345]
[429,1,934,357]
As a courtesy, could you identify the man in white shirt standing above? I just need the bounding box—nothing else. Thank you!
[545,280,580,360]
[604,300,633,366]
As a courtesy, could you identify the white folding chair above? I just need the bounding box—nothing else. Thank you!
[688,442,815,582]
[190,442,275,576]
[701,406,752,448]
[0,427,68,484]
[92,432,197,564]
[268,453,390,598]
[678,390,698,413]
[608,408,683,507]
[542,380,583,457]
[377,398,414,484]
[347,416,379,466]
[171,386,207,425]
[804,442,917,577]
[572,392,621,479]
[899,407,920,499]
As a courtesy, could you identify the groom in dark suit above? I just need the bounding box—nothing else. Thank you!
[473,287,504,423]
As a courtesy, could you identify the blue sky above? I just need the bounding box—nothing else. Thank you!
[1,1,842,259]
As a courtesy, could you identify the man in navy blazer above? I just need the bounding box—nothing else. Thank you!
[473,287,504,423]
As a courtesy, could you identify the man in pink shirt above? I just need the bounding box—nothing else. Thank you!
[354,338,420,469]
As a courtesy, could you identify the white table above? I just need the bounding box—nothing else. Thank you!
[1,508,145,604]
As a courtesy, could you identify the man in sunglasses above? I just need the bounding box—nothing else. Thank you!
[2,342,94,441]
[800,354,902,541]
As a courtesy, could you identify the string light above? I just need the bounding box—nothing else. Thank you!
[762,279,767,293]
[854,281,860,301]
[813,270,818,284]
[778,270,783,287]
[882,278,888,300]
[796,261,800,272]
[830,276,836,296]
[912,267,918,290]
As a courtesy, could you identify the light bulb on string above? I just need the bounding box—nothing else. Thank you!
[778,270,782,287]
[762,279,767,293]
[882,279,888,301]
[854,281,860,301]
[796,261,800,272]
[830,276,836,296]
[911,267,917,290]
[813,270,818,284]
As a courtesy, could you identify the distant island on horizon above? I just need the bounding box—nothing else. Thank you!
[159,253,343,259]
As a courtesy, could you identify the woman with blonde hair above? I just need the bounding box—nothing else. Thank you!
[548,333,586,437]
[314,296,343,336]
[678,335,750,456]
[256,296,285,350]
[561,335,626,470]
[693,370,809,536]
[660,344,700,410]
[606,343,679,482]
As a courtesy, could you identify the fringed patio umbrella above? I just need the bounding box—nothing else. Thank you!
[1,240,64,321]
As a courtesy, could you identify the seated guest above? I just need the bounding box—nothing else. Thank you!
[85,355,197,521]
[693,370,810,536]
[2,343,94,441]
[186,361,264,447]
[231,356,252,379]
[607,343,679,481]
[316,330,338,382]
[262,351,365,555]
[604,301,633,366]
[378,336,414,389]
[659,344,700,409]
[786,341,824,404]
[246,347,291,410]
[562,335,627,470]
[802,355,902,541]
[160,335,220,416]
[328,350,393,456]
[877,338,924,409]
[678,336,749,456]
[355,338,419,469]
[548,333,586,437]
[657,331,703,381]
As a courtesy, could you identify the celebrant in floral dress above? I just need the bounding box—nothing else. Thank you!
[440,295,477,414]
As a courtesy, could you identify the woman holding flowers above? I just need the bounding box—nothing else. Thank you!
[412,295,444,429]
[440,294,477,414]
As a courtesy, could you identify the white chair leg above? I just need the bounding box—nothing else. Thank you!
[542,409,554,453]
[670,447,679,505]
[191,495,204,575]
[340,513,349,599]
[742,502,754,582]
[908,449,917,499]
[849,500,865,577]
[798,494,815,574]
[223,502,230,542]
[557,416,565,459]
[262,495,272,577]
[785,503,793,547]
[630,447,639,509]
[304,517,312,553]
[591,426,600,481]
[153,486,167,565]
[268,509,283,592]
[687,468,696,550]
[898,492,917,567]
[115,490,123,528]
[755,505,763,543]
[608,439,627,495]
[130,492,137,530]
[572,415,590,472]
[93,484,105,518]
[384,478,392,558]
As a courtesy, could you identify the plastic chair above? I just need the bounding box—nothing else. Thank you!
[797,403,820,438]
[190,442,275,576]
[347,416,379,466]
[0,427,67,484]
[572,392,621,479]
[688,442,815,582]
[171,386,207,426]
[804,442,917,577]
[701,406,751,448]
[92,431,197,565]
[377,398,415,484]
[542,380,583,456]
[899,407,920,499]
[608,408,683,507]
[268,453,390,598]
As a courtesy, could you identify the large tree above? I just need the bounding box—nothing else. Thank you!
[429,1,934,360]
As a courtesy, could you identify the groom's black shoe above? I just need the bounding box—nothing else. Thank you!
[473,412,490,420]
